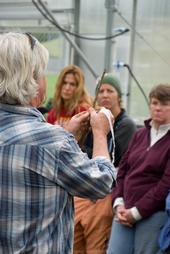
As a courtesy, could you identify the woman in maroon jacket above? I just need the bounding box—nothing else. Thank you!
[107,84,170,254]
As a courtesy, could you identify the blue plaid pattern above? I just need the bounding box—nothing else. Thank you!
[0,103,114,254]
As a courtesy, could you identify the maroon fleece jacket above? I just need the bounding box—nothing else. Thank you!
[112,119,170,218]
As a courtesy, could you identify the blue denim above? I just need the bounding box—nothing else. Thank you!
[107,212,167,254]
[107,220,134,254]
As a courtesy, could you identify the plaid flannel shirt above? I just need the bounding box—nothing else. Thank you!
[0,103,114,254]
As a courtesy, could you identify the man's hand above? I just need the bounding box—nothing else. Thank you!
[89,107,114,136]
[65,111,90,138]
[88,107,114,160]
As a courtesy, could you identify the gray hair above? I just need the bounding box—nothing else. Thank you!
[0,32,49,105]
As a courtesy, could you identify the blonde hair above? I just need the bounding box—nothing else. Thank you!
[0,32,49,105]
[53,65,92,114]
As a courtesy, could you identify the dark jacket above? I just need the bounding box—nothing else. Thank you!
[83,109,137,167]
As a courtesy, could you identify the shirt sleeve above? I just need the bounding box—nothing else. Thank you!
[113,197,124,208]
[130,207,142,221]
[24,132,115,200]
[56,135,115,199]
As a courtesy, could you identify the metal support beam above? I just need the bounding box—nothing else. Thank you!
[73,0,80,65]
[127,0,138,113]
[39,0,98,78]
[104,0,115,72]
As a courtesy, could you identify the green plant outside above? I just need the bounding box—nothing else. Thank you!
[43,38,62,58]
[45,74,57,105]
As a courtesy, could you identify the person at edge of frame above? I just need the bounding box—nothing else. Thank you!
[107,84,170,254]
[0,32,115,254]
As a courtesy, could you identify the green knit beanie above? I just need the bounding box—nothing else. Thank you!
[95,73,122,97]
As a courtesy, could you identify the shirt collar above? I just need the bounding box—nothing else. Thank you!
[150,120,170,133]
[0,103,46,122]
[145,118,170,130]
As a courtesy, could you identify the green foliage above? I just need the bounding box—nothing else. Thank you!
[46,74,57,104]
[32,33,61,58]
[43,38,62,58]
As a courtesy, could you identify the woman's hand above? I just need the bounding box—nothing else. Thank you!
[115,205,134,227]
[124,209,136,225]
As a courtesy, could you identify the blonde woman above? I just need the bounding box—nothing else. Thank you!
[47,65,92,128]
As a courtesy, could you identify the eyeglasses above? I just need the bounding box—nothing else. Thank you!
[25,32,36,50]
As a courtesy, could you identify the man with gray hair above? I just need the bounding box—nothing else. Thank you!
[0,32,115,254]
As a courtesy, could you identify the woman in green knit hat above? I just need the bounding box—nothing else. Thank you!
[73,73,137,254]
[95,73,122,98]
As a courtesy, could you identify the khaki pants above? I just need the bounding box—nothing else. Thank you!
[73,194,114,254]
